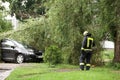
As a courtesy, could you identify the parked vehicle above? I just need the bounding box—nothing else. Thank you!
[0,38,43,64]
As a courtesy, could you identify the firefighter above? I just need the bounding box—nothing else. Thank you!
[80,31,95,70]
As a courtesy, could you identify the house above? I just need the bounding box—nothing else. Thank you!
[101,40,114,49]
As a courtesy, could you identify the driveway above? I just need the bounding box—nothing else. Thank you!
[0,63,20,80]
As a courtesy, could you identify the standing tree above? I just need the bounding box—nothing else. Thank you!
[99,0,120,63]
[109,0,120,63]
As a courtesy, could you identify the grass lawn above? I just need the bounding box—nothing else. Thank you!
[6,63,120,80]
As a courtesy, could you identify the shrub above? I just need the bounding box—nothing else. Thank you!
[44,45,62,66]
[107,62,120,70]
[113,63,120,70]
[0,19,12,32]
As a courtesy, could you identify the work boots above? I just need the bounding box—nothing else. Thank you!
[86,66,90,70]
[80,63,85,70]
[80,65,84,70]
[80,65,90,70]
[80,63,91,70]
[86,64,91,70]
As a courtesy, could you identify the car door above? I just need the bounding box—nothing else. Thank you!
[1,39,17,60]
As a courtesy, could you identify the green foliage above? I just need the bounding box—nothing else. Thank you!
[45,0,104,64]
[44,45,62,66]
[0,18,46,50]
[0,18,12,32]
[112,63,120,70]
[102,50,114,60]
[106,62,120,70]
[98,0,119,41]
[45,0,85,64]
[10,0,47,20]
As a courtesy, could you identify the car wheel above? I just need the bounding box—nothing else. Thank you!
[16,54,24,64]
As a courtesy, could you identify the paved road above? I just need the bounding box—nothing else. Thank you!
[0,63,20,80]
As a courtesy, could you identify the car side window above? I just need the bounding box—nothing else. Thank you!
[2,40,15,47]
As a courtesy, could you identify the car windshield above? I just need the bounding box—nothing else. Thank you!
[14,42,31,49]
[22,44,33,49]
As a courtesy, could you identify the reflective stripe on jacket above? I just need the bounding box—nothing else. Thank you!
[81,35,94,51]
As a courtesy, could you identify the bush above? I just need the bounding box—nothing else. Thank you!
[112,63,120,70]
[44,45,62,66]
[0,19,12,32]
[106,62,120,70]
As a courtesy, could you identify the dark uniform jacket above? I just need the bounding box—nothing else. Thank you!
[81,33,95,51]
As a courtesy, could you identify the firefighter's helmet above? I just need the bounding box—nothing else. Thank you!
[83,31,88,36]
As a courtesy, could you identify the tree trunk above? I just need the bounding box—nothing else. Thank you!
[113,31,120,63]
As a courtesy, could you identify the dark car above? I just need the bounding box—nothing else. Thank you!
[0,39,43,64]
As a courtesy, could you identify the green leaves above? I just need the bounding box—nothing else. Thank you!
[44,45,62,66]
[0,17,12,32]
